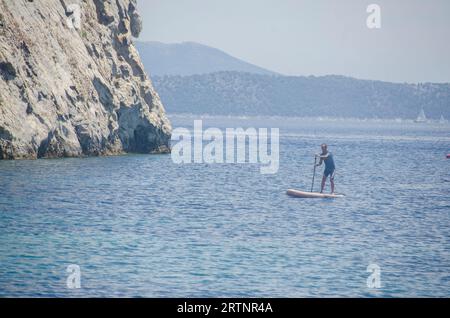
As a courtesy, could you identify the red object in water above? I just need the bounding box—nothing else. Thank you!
[447,154,450,159]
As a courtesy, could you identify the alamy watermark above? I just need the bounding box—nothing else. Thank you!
[366,4,381,29]
[171,120,279,174]
[66,264,81,289]
[66,3,82,30]
[366,263,381,289]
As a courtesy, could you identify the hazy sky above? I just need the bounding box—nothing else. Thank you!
[137,0,450,83]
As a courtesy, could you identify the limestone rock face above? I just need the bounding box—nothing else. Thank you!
[0,0,171,159]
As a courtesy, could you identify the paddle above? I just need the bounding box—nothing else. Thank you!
[311,155,317,192]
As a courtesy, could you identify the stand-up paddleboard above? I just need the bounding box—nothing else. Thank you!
[286,189,345,198]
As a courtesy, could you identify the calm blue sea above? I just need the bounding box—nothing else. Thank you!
[1,115,449,297]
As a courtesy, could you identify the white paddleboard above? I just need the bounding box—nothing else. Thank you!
[286,189,345,198]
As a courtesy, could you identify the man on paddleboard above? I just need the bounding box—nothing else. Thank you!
[315,143,335,194]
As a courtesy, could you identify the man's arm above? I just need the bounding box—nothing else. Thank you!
[315,153,325,166]
[315,152,330,166]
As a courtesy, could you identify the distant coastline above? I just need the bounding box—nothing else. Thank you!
[134,41,450,120]
[168,112,450,124]
[152,72,450,119]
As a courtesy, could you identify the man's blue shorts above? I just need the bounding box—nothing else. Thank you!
[324,169,335,178]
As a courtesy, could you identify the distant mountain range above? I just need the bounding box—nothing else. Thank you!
[135,41,450,119]
[152,72,450,119]
[135,41,277,76]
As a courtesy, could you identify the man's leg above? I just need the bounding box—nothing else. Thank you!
[330,171,335,194]
[320,175,327,193]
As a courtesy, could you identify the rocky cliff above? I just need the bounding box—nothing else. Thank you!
[0,0,171,159]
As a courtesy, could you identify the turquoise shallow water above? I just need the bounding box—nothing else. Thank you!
[0,116,449,297]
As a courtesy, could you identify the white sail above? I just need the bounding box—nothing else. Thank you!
[439,115,448,124]
[414,108,427,123]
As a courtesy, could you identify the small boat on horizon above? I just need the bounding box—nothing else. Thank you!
[439,115,448,124]
[414,108,427,123]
